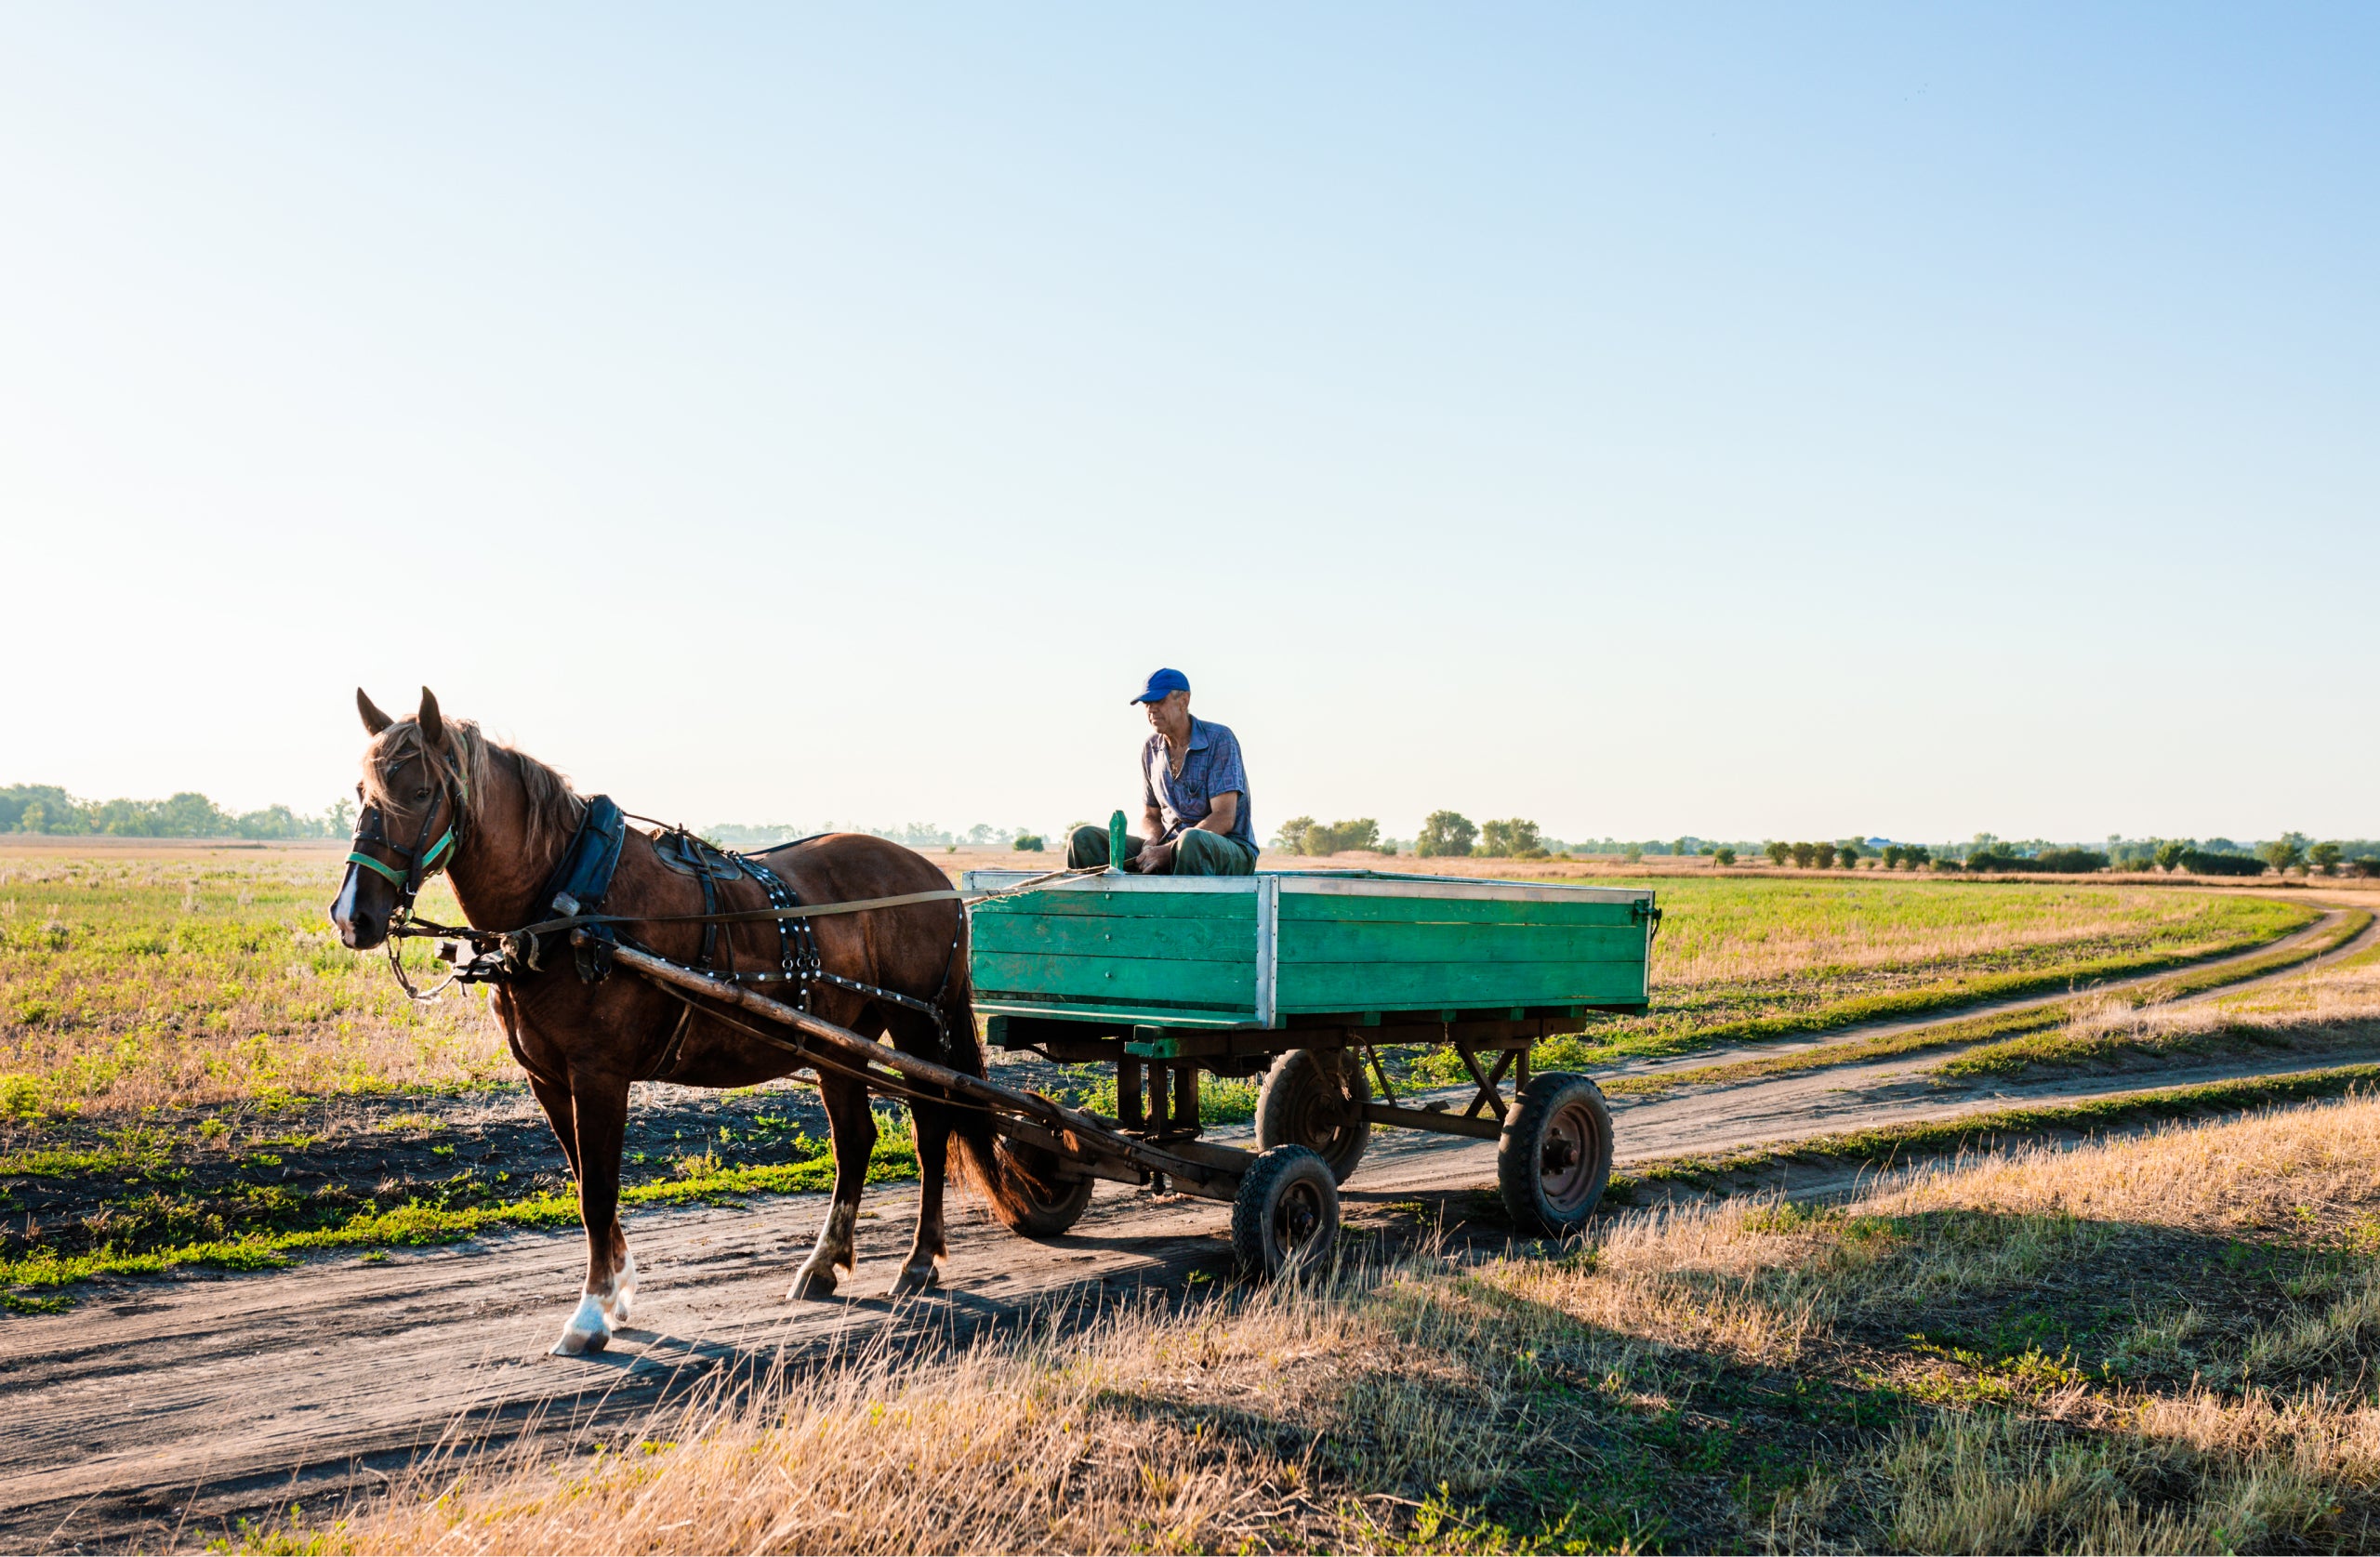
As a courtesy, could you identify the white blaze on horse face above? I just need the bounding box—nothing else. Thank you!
[550,1291,613,1356]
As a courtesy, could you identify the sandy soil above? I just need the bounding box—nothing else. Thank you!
[2,904,2374,1550]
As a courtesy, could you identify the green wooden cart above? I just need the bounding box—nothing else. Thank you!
[963,840,1657,1238]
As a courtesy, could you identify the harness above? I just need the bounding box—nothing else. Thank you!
[354,791,993,1069]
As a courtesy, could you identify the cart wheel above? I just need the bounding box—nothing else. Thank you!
[1497,1072,1613,1237]
[989,1138,1096,1237]
[1231,1145,1341,1277]
[1254,1048,1371,1183]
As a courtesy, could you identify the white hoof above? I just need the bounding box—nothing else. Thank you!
[549,1291,613,1356]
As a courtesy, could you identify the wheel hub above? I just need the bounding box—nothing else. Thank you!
[1276,1181,1322,1246]
[1538,1102,1599,1208]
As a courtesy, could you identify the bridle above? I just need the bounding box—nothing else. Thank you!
[344,741,471,998]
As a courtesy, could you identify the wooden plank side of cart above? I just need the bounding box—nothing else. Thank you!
[966,870,1653,1037]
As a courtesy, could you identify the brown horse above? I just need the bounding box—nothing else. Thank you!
[330,688,1034,1355]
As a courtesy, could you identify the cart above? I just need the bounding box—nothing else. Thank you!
[964,822,1656,1244]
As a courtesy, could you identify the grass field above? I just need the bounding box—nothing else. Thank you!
[1531,877,2317,1066]
[1601,906,2374,1101]
[280,1087,2380,1553]
[0,848,496,1118]
[0,848,2318,1119]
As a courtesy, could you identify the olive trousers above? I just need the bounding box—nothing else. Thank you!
[1065,825,1257,876]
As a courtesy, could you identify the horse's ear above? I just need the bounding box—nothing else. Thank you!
[417,687,445,749]
[357,689,393,736]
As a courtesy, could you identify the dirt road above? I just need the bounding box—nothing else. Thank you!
[4,901,2373,1550]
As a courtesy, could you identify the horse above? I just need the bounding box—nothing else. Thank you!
[329,687,1038,1355]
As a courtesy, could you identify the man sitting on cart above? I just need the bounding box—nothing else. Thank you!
[1067,668,1259,876]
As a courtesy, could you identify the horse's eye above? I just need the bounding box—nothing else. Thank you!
[414,787,432,801]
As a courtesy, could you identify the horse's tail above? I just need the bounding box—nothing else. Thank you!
[937,917,1042,1229]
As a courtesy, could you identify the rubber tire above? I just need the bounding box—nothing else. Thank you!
[988,1137,1096,1237]
[1497,1072,1615,1237]
[1231,1145,1341,1278]
[1254,1048,1372,1183]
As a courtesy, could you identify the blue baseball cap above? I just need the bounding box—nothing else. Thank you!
[1130,667,1190,705]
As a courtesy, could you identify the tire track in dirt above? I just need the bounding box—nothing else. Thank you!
[4,895,2374,1550]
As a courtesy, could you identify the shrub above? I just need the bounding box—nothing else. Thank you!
[1812,842,1837,870]
[1765,841,1791,867]
[1789,841,1817,869]
[1837,841,1859,870]
[2179,850,2266,877]
[1904,844,1930,869]
[1304,819,1382,855]
[2259,835,2307,875]
[1477,819,1542,858]
[1415,811,1476,858]
[1712,847,1737,867]
[1012,833,1044,852]
[2309,842,2343,876]
[1883,844,1905,870]
[1270,816,1318,853]
[2352,856,2380,879]
[1961,843,2106,874]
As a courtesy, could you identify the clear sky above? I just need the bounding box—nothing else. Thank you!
[2,4,2373,844]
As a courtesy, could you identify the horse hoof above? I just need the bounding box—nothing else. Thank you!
[891,1263,941,1296]
[549,1293,613,1356]
[788,1264,840,1301]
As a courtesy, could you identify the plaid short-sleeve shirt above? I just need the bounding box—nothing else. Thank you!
[1143,718,1255,855]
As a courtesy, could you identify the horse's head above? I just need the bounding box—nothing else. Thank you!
[332,686,470,950]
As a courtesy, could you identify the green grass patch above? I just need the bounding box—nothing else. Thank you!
[0,851,509,1116]
[1050,1067,1259,1126]
[0,1131,918,1297]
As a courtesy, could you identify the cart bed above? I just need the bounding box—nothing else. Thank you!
[964,870,1655,1033]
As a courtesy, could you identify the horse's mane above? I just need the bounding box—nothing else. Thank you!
[362,718,586,856]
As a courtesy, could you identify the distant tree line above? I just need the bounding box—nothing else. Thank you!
[0,784,350,839]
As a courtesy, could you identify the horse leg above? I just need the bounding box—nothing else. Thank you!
[526,1073,581,1182]
[892,1102,950,1295]
[887,1012,953,1295]
[790,1075,875,1300]
[550,1073,635,1356]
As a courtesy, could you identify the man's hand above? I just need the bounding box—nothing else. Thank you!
[1130,838,1178,875]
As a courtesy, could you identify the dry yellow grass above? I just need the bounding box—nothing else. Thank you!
[292,1091,2380,1555]
[1934,940,2380,1081]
